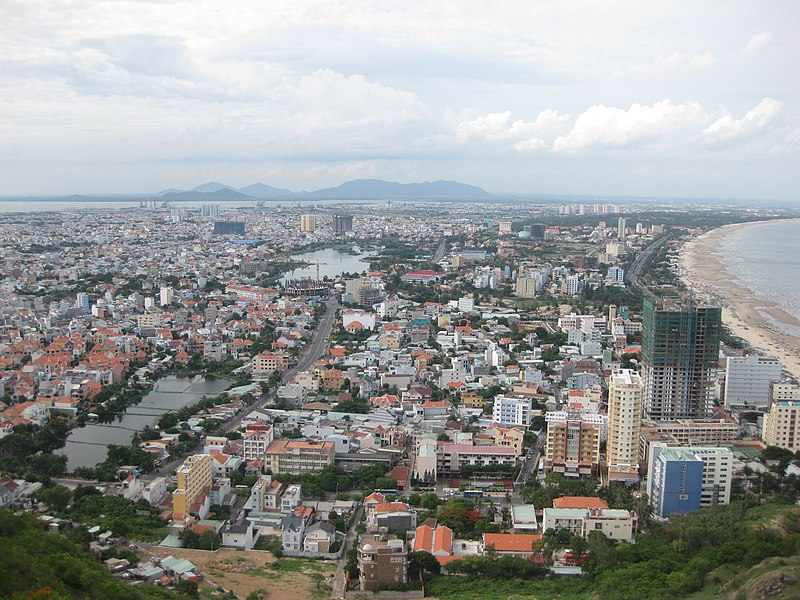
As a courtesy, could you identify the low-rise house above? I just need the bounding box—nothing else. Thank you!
[221,519,259,550]
[482,533,542,558]
[358,533,408,591]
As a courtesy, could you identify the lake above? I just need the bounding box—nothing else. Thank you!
[281,247,374,282]
[60,375,231,471]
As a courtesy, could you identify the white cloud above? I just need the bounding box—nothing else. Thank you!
[704,97,782,141]
[456,109,570,149]
[553,100,708,152]
[742,31,774,53]
[626,51,714,75]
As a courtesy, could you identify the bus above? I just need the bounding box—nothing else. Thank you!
[463,490,484,499]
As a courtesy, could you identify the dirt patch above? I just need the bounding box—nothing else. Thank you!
[164,548,336,600]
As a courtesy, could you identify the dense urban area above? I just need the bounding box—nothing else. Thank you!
[2,197,800,600]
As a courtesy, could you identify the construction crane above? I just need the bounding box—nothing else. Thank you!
[315,259,328,281]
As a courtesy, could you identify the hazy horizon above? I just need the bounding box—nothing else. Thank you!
[2,1,799,199]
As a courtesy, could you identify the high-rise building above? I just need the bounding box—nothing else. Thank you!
[498,221,513,234]
[617,217,627,240]
[531,223,546,239]
[76,292,90,314]
[647,445,732,518]
[647,448,703,518]
[607,369,644,483]
[214,221,246,236]
[201,204,221,217]
[641,298,722,420]
[300,214,316,232]
[545,408,603,477]
[172,454,213,520]
[333,214,354,235]
[159,285,174,306]
[762,399,800,450]
[723,355,782,409]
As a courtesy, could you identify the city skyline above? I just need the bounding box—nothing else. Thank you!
[2,1,799,200]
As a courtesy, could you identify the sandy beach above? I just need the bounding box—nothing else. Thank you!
[679,220,800,382]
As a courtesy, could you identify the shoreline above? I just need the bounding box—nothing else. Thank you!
[678,219,800,382]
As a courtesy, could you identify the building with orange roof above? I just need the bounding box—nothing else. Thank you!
[552,496,609,510]
[264,439,335,474]
[413,522,454,558]
[482,533,542,557]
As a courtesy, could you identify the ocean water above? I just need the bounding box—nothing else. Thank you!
[715,219,800,328]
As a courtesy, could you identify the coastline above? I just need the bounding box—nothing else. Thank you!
[679,219,800,382]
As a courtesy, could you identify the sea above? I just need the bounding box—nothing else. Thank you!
[714,219,800,335]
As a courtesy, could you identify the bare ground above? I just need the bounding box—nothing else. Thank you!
[163,548,337,600]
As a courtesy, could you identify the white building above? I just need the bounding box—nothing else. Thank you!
[243,427,275,461]
[492,395,532,428]
[159,286,174,306]
[762,400,800,450]
[606,369,643,483]
[724,355,782,409]
[543,507,637,541]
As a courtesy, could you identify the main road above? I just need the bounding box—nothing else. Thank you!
[625,235,667,300]
[144,296,340,480]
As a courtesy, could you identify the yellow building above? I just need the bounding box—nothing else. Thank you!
[172,454,213,519]
[265,439,335,474]
[301,214,316,232]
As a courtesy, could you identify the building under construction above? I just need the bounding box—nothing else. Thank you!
[283,278,330,297]
[641,298,722,421]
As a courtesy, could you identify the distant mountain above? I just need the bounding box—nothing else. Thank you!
[191,181,232,193]
[305,179,492,199]
[154,188,183,197]
[238,182,295,198]
[158,188,252,201]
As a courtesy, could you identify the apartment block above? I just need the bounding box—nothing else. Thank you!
[607,369,643,483]
[647,444,733,518]
[436,442,517,475]
[545,409,603,477]
[172,454,213,520]
[492,394,532,428]
[265,439,335,474]
[641,299,721,420]
[762,401,800,450]
[724,355,782,409]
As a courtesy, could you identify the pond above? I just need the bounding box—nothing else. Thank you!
[60,375,231,471]
[281,247,374,283]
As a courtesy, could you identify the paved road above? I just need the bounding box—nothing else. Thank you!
[331,504,363,599]
[626,235,667,300]
[143,297,341,481]
[431,237,448,264]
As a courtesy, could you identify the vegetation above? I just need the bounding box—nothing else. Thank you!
[0,508,181,599]
[273,464,393,498]
[428,500,800,600]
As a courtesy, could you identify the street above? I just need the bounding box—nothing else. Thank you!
[144,296,340,481]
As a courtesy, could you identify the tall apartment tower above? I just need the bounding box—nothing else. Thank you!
[300,214,316,232]
[617,217,627,240]
[607,369,644,483]
[544,408,603,477]
[333,214,354,235]
[641,298,721,421]
[723,354,782,409]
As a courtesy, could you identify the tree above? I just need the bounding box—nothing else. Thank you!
[39,485,72,512]
[408,550,441,580]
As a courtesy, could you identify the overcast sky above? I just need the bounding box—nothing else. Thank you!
[1,0,798,200]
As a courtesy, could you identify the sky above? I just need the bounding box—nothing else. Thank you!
[1,0,799,200]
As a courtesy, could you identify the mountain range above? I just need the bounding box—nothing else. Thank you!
[154,179,491,200]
